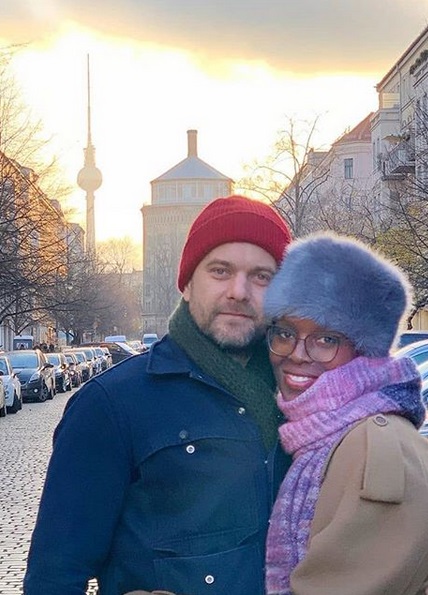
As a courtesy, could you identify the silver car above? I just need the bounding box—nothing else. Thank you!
[0,375,6,418]
[0,355,22,413]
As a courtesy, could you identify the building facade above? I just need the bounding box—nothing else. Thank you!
[141,130,233,335]
[371,25,428,206]
[0,152,85,350]
[276,114,373,237]
[370,25,428,329]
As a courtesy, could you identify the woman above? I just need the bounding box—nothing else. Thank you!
[264,232,428,595]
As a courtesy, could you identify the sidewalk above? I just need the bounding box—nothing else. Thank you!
[0,390,99,594]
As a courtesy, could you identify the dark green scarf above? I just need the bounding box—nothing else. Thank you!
[168,299,281,450]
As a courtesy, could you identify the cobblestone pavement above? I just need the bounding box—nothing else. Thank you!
[0,388,98,594]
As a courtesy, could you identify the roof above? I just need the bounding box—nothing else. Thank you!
[151,129,232,183]
[334,113,373,145]
[377,24,428,90]
[152,155,232,182]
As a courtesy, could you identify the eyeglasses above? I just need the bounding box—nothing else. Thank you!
[267,324,349,363]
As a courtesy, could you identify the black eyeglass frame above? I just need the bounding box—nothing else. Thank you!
[267,324,350,363]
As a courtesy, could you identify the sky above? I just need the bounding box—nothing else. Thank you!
[0,0,428,244]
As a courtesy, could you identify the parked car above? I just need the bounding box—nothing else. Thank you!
[420,413,428,438]
[7,350,55,402]
[46,352,72,393]
[0,354,22,413]
[104,334,127,343]
[100,346,113,368]
[419,378,428,438]
[63,351,83,387]
[420,376,428,406]
[398,331,428,349]
[129,340,145,353]
[92,346,110,371]
[0,376,6,417]
[394,339,428,366]
[71,350,92,382]
[81,347,101,375]
[142,333,159,351]
[99,341,139,365]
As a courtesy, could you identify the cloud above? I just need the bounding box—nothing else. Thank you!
[3,0,428,74]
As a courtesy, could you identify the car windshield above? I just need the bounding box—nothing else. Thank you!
[8,353,38,368]
[74,352,86,363]
[64,354,74,363]
[117,342,138,354]
[398,332,428,348]
[47,354,61,365]
[395,340,428,365]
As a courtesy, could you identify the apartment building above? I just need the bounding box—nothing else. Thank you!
[141,130,233,336]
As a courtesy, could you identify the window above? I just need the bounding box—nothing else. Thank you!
[344,158,354,179]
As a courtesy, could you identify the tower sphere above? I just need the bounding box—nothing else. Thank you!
[77,165,103,192]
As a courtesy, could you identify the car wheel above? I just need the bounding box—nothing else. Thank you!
[0,402,6,417]
[39,383,49,403]
[7,391,20,414]
[49,383,55,400]
[59,378,66,393]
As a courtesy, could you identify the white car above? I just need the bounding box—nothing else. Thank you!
[0,354,22,414]
[0,375,6,418]
[142,333,159,351]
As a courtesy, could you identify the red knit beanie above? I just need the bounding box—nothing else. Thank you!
[178,195,292,291]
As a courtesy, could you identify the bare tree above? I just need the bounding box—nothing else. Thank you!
[97,237,142,276]
[238,116,332,237]
[355,100,428,325]
[0,46,76,336]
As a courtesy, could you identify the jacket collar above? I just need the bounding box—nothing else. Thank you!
[145,335,237,395]
[146,334,196,376]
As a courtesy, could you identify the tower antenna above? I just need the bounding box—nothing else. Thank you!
[77,54,102,255]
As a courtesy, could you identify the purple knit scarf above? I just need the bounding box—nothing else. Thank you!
[265,356,423,595]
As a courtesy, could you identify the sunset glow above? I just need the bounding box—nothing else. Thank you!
[0,3,426,242]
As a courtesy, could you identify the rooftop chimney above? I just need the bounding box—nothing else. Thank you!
[187,129,198,157]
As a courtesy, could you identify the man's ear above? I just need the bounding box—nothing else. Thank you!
[182,280,191,302]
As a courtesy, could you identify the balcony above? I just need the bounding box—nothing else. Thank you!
[388,143,415,174]
[381,141,415,180]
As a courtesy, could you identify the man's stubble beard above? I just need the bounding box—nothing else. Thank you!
[201,311,268,357]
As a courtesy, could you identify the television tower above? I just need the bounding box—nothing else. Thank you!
[77,55,102,255]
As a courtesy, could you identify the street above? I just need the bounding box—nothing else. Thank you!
[0,388,98,594]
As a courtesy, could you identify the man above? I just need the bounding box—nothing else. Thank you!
[24,195,292,595]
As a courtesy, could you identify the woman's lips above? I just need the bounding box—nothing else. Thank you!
[283,372,317,392]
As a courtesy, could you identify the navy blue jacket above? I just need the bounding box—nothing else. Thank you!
[24,336,290,595]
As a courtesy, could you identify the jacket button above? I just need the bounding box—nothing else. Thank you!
[204,575,215,584]
[186,444,195,454]
[373,414,388,427]
[237,407,246,415]
[179,430,189,440]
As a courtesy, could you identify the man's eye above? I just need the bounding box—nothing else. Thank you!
[252,271,273,285]
[210,267,227,277]
[257,272,273,283]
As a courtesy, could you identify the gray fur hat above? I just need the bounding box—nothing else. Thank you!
[264,232,412,357]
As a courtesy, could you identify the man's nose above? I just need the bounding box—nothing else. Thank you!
[226,274,250,300]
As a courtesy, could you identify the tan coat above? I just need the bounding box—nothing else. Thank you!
[291,414,428,595]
